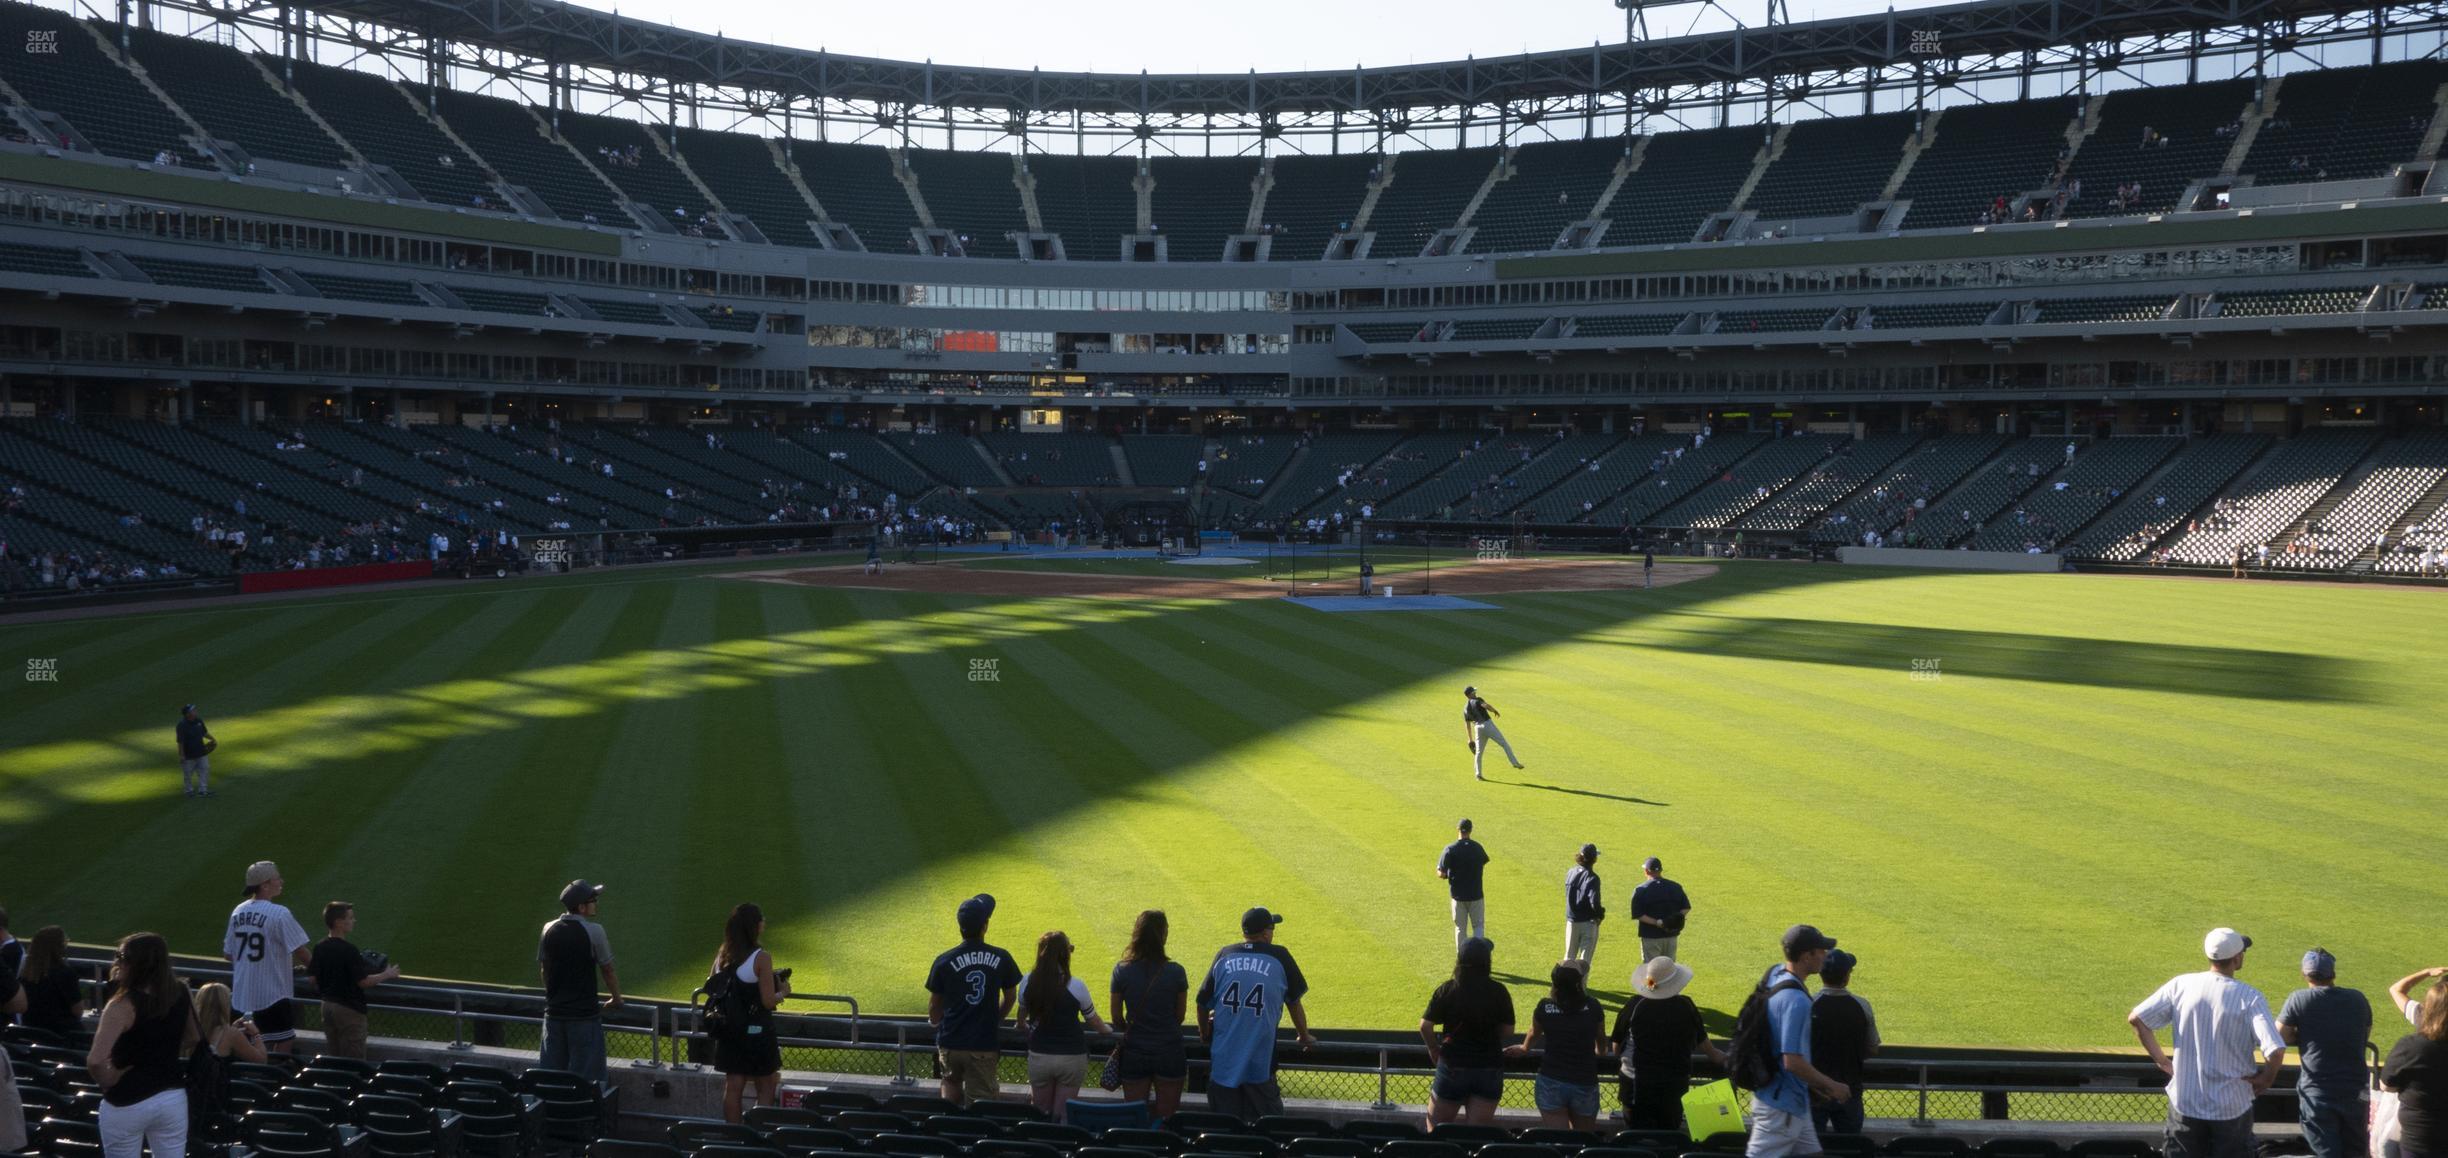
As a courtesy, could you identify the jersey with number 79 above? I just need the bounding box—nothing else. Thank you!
[1197,940,1309,1088]
[223,898,310,1015]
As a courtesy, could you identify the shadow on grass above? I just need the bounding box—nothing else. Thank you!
[1628,611,2369,703]
[1500,780,1669,808]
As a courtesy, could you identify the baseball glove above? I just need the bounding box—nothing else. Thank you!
[201,737,218,754]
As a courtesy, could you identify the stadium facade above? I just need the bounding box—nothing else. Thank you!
[5,0,2448,582]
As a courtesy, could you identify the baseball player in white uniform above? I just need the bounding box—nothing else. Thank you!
[224,860,313,1053]
[1462,686,1524,781]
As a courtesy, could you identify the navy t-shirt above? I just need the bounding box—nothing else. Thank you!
[2280,985,2374,1093]
[1631,878,1691,933]
[1533,997,1606,1085]
[926,939,1022,1051]
[1439,838,1490,902]
[1111,959,1190,1053]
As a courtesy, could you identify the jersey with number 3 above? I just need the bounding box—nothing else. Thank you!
[223,899,310,1014]
[1198,941,1308,1087]
[925,940,1021,1051]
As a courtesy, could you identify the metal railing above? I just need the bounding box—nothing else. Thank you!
[66,951,2257,1124]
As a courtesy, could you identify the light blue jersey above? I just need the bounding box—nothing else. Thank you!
[1196,941,1308,1088]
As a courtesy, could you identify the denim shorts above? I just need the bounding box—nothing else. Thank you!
[1535,1074,1600,1117]
[1432,1063,1506,1104]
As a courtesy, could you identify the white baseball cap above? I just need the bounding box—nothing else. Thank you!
[2204,927,2253,960]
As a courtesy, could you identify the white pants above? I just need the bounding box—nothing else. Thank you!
[1472,722,1520,775]
[1565,920,1600,968]
[1745,1101,1819,1158]
[1451,899,1486,952]
[1642,935,1680,964]
[100,1088,188,1158]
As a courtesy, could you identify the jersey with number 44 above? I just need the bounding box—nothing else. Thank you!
[1198,941,1309,1087]
[224,899,310,1014]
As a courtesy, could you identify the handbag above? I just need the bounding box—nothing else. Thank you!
[1101,964,1161,1092]
[2371,1070,2401,1158]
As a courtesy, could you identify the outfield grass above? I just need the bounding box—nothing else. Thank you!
[2,559,2440,1049]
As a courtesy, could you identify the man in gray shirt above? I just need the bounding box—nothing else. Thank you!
[2279,948,2373,1158]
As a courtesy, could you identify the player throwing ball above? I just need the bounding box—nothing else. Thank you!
[1462,686,1524,781]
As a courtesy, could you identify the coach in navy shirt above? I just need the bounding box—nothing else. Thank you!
[1632,857,1690,964]
[1437,820,1489,952]
[926,894,1022,1107]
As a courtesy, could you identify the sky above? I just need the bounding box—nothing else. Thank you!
[561,0,1945,74]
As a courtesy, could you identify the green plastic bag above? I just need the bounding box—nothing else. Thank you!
[1682,1078,1746,1143]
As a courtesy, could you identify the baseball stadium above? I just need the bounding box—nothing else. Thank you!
[1,0,2445,1151]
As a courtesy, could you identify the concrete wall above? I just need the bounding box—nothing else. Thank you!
[1839,547,2062,572]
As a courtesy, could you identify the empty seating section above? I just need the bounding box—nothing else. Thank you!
[434,91,625,225]
[1571,314,1684,338]
[118,27,348,168]
[301,420,567,530]
[676,128,824,247]
[1147,157,1258,262]
[1028,154,1139,262]
[2375,482,2448,574]
[1964,437,2178,551]
[1601,432,1769,525]
[1922,438,2064,545]
[2063,79,2254,216]
[888,432,1005,489]
[129,255,267,293]
[1654,434,1847,528]
[2243,60,2448,186]
[910,151,1027,259]
[1253,433,1401,520]
[200,420,471,529]
[1206,434,1300,498]
[1516,434,1679,523]
[0,2,191,162]
[1805,434,2009,544]
[2037,296,2169,324]
[27,419,335,540]
[519,426,763,523]
[420,423,709,523]
[285,62,492,207]
[1746,113,1913,220]
[791,431,937,496]
[982,433,1118,486]
[1307,432,1476,522]
[1714,308,1837,334]
[1867,302,1996,329]
[0,422,239,574]
[1122,436,1203,487]
[1896,98,2080,228]
[557,113,708,221]
[2272,431,2448,568]
[692,306,758,333]
[2065,434,2269,560]
[2216,289,2363,317]
[790,141,922,253]
[1467,138,1623,254]
[2157,431,2377,564]
[1368,149,1499,257]
[582,298,677,327]
[1260,154,1376,260]
[1480,434,1621,519]
[0,241,92,278]
[706,430,871,497]
[1348,322,1441,344]
[90,417,425,537]
[450,286,556,317]
[1376,434,1540,519]
[304,273,422,306]
[1607,125,1762,245]
[1738,434,1922,531]
[1448,319,1542,341]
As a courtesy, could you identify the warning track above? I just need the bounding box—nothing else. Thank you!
[729,557,1717,600]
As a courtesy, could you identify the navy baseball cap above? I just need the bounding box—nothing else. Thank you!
[2303,948,2338,979]
[956,894,996,929]
[1458,818,1473,832]
[559,880,604,909]
[1643,856,1663,872]
[1782,924,1838,956]
[1242,907,1284,935]
[1824,949,1859,978]
[1580,842,1600,859]
[1463,686,1477,695]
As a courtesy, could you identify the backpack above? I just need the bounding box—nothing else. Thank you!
[1725,973,1805,1092]
[700,961,761,1043]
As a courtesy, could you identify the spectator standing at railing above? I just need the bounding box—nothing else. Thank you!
[1809,950,1878,1136]
[538,879,621,1083]
[2392,967,2448,1029]
[1508,960,1606,1131]
[1613,955,1726,1131]
[927,894,1022,1108]
[86,933,190,1158]
[2279,948,2371,1158]
[2128,927,2288,1158]
[310,901,399,1059]
[1421,936,1515,1128]
[1196,907,1314,1122]
[224,861,311,1056]
[711,903,789,1123]
[1110,910,1190,1119]
[2383,987,2448,1158]
[1015,931,1109,1123]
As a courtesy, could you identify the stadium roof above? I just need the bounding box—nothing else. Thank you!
[301,0,2392,116]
